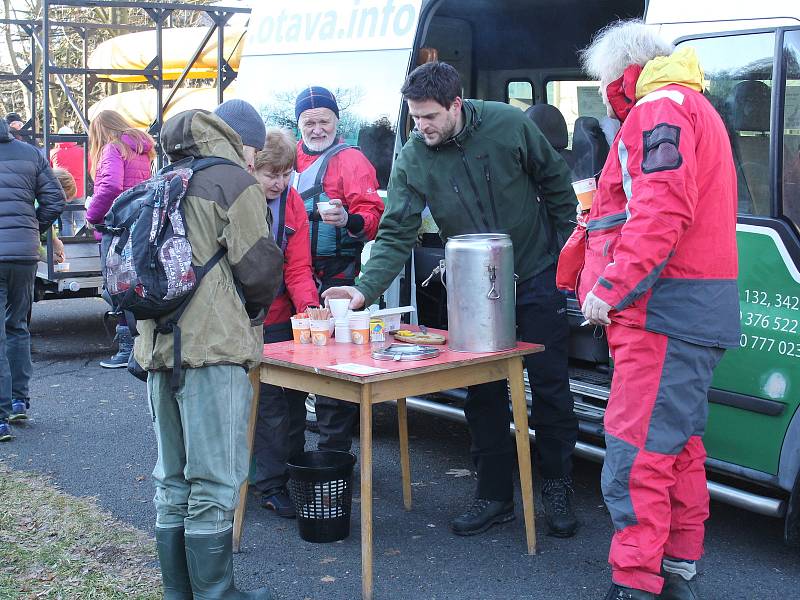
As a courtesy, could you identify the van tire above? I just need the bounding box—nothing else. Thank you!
[786,471,800,548]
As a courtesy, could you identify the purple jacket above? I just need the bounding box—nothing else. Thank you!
[86,133,153,240]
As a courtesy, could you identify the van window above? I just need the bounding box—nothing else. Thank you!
[783,30,800,229]
[545,80,607,147]
[507,81,534,110]
[677,33,775,216]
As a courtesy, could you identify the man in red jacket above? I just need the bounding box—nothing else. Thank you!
[576,21,740,600]
[251,127,319,517]
[293,86,384,453]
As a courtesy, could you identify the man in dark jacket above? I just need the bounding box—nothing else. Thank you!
[324,62,580,537]
[0,118,64,441]
[134,108,282,599]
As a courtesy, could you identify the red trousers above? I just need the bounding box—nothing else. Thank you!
[603,324,724,594]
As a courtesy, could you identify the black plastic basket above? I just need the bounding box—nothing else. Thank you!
[287,450,357,543]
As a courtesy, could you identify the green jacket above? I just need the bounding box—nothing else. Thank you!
[356,100,577,305]
[134,110,283,371]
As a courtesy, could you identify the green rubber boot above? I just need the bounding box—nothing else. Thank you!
[185,529,274,599]
[155,527,193,600]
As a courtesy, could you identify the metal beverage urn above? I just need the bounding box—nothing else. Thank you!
[441,233,516,352]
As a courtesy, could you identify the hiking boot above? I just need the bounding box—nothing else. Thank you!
[0,421,12,442]
[100,325,133,369]
[260,489,296,519]
[185,529,274,599]
[604,584,656,600]
[658,571,700,599]
[541,476,578,537]
[450,498,515,536]
[155,527,193,600]
[9,400,28,422]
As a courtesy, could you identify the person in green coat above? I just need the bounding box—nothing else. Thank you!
[324,61,580,537]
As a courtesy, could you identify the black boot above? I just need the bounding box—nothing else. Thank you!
[541,477,578,537]
[658,572,700,600]
[155,527,193,600]
[450,498,515,536]
[100,325,133,368]
[604,584,656,600]
[184,529,274,599]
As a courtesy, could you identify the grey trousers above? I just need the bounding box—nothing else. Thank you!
[148,364,253,534]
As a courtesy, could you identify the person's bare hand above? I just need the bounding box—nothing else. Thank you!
[582,291,612,326]
[320,198,349,228]
[52,237,66,264]
[321,285,365,310]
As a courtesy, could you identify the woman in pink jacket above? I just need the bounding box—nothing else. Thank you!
[85,110,155,368]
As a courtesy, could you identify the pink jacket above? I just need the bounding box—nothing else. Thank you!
[86,133,153,239]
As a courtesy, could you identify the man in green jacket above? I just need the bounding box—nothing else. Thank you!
[135,108,283,599]
[324,61,580,537]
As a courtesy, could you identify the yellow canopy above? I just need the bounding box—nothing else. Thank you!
[88,27,246,83]
[88,84,238,129]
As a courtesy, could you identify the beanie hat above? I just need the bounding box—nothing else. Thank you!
[295,86,340,121]
[5,112,23,124]
[213,99,266,149]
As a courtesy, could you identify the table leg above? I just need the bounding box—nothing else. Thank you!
[232,367,261,554]
[360,385,373,600]
[508,357,537,555]
[397,397,412,511]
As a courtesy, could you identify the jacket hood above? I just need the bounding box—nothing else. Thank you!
[0,119,12,143]
[161,109,246,166]
[121,131,154,154]
[411,99,483,150]
[606,46,704,122]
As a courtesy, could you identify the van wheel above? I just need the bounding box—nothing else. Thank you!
[786,471,800,548]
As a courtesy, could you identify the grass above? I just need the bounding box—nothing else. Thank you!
[0,461,162,600]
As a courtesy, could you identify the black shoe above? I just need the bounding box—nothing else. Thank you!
[450,498,515,536]
[657,572,699,600]
[541,477,578,537]
[260,488,296,519]
[605,584,656,600]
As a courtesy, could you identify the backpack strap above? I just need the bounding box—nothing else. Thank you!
[154,246,228,390]
[295,143,350,202]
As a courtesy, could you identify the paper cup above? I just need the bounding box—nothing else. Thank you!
[291,316,311,344]
[335,320,351,343]
[572,177,597,211]
[327,298,351,319]
[349,313,371,345]
[317,201,333,213]
[310,319,332,346]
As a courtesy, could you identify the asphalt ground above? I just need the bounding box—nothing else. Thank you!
[2,297,799,599]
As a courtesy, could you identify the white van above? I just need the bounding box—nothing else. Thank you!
[237,0,800,547]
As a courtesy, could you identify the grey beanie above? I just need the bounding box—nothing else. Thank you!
[213,99,266,149]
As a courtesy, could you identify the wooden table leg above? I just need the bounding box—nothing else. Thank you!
[232,367,261,554]
[360,385,374,600]
[508,357,537,555]
[397,397,412,511]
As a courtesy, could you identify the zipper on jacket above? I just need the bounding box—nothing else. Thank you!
[450,177,483,232]
[483,164,500,228]
[454,140,491,232]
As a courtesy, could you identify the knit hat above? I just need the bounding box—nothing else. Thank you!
[213,99,266,149]
[5,112,23,124]
[295,86,340,121]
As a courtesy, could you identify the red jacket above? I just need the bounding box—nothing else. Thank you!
[296,141,384,243]
[50,142,85,198]
[264,186,319,326]
[577,49,740,347]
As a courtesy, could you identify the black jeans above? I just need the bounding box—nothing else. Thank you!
[252,322,308,495]
[465,266,577,501]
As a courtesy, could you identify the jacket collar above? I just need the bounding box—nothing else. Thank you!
[606,47,705,122]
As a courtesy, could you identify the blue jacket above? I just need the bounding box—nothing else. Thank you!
[0,120,65,263]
